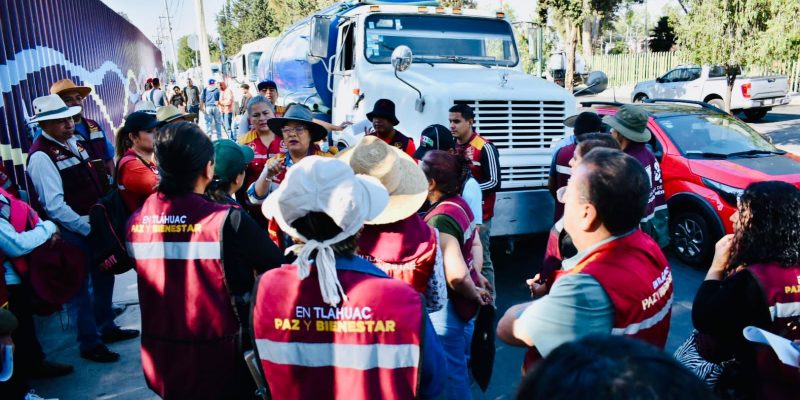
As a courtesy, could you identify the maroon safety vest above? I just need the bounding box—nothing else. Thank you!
[457,133,497,220]
[369,130,413,155]
[77,118,109,161]
[744,263,800,399]
[424,195,480,320]
[624,143,666,222]
[0,187,39,308]
[567,230,672,347]
[127,193,239,399]
[28,135,105,216]
[552,144,576,222]
[252,257,425,400]
[357,215,438,294]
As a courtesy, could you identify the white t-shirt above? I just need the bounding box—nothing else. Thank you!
[461,177,483,225]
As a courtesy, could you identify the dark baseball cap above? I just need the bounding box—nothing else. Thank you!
[123,111,159,133]
[257,80,277,91]
[414,124,455,159]
[214,140,255,183]
[564,111,603,135]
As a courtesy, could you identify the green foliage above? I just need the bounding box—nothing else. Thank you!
[439,0,476,7]
[649,16,675,52]
[265,0,337,35]
[177,35,222,70]
[217,0,278,58]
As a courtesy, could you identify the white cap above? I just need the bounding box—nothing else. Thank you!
[30,94,81,123]
[263,156,388,305]
[134,100,157,115]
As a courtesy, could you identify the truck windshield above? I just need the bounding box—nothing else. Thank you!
[659,114,780,157]
[364,14,518,67]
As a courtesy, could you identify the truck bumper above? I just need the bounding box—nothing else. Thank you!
[747,96,791,108]
[490,189,555,237]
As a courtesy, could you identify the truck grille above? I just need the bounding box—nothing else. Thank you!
[455,100,567,149]
[501,165,551,189]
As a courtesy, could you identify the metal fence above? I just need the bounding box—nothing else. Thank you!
[586,52,800,93]
[0,0,163,187]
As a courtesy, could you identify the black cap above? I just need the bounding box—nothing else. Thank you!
[564,111,603,136]
[257,80,277,91]
[414,124,455,159]
[123,111,159,132]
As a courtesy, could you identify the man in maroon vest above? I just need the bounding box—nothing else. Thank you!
[366,99,416,158]
[50,79,115,180]
[27,95,137,363]
[498,148,672,362]
[450,103,500,301]
[253,156,445,399]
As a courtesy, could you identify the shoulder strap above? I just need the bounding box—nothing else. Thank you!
[115,154,149,186]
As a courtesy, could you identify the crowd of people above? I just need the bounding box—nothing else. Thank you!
[0,74,797,400]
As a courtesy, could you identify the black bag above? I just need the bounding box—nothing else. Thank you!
[88,158,138,274]
[470,304,496,392]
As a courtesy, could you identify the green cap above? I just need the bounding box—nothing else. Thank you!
[602,104,651,143]
[213,140,255,183]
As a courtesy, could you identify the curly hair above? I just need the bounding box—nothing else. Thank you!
[729,181,800,269]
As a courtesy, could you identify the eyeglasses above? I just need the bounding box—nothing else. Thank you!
[281,126,308,135]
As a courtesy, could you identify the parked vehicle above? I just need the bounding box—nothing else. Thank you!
[587,99,800,267]
[255,0,575,236]
[632,65,791,121]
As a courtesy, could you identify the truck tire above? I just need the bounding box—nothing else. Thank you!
[670,211,718,268]
[743,108,768,121]
[633,94,648,103]
[707,98,725,111]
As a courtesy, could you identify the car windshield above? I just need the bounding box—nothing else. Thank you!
[364,14,518,66]
[658,114,780,158]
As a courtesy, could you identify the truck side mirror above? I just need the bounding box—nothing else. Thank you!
[391,45,413,72]
[309,16,332,59]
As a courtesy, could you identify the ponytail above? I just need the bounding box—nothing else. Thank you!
[114,125,132,162]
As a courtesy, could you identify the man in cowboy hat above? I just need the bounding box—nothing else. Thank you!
[156,105,197,127]
[603,104,669,248]
[367,99,416,158]
[49,79,116,176]
[27,94,137,364]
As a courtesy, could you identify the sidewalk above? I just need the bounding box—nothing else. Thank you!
[29,270,154,400]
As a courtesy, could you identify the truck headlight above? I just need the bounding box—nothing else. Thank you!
[702,178,744,206]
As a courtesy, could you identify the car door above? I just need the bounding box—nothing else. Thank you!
[655,68,687,99]
[675,67,702,100]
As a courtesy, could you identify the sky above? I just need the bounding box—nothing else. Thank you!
[101,0,676,56]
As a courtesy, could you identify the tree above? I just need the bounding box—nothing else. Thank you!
[217,0,278,58]
[177,35,222,70]
[677,0,800,112]
[649,16,675,52]
[440,0,476,7]
[266,0,337,34]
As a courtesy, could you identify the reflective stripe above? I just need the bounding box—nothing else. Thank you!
[555,165,572,175]
[769,301,800,321]
[79,149,90,160]
[56,158,80,170]
[90,131,105,140]
[640,205,668,223]
[127,241,221,260]
[611,295,673,336]
[254,154,268,159]
[255,338,420,370]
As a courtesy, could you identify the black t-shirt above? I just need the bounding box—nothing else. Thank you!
[222,208,285,296]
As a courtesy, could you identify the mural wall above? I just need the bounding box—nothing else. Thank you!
[0,0,163,186]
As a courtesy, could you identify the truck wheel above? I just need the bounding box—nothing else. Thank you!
[633,94,648,103]
[670,211,717,268]
[743,108,768,122]
[707,98,725,111]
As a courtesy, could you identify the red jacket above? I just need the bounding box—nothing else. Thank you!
[457,133,500,220]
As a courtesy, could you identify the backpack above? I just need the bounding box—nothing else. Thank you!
[88,157,140,274]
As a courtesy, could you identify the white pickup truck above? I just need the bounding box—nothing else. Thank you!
[632,65,791,121]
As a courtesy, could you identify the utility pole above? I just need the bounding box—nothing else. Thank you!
[194,0,213,83]
[163,0,180,78]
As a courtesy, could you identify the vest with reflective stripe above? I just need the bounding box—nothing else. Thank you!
[126,193,238,399]
[553,144,576,222]
[424,196,480,320]
[566,230,672,348]
[77,118,109,161]
[369,130,413,156]
[358,214,438,294]
[458,133,497,220]
[252,256,425,400]
[28,136,104,216]
[625,143,669,247]
[0,187,40,307]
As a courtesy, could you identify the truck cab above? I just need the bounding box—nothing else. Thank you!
[258,1,575,236]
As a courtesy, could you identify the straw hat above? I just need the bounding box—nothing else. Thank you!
[156,105,197,126]
[50,79,92,98]
[29,95,81,123]
[337,135,428,225]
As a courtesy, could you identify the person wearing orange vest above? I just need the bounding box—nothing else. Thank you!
[338,136,446,312]
[253,156,446,399]
[498,148,672,368]
[126,122,284,399]
[450,103,500,301]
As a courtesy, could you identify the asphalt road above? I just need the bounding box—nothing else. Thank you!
[29,104,800,400]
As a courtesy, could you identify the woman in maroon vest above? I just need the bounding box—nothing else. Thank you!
[126,122,283,399]
[692,181,800,399]
[420,150,491,400]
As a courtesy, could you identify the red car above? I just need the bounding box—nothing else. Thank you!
[586,100,800,266]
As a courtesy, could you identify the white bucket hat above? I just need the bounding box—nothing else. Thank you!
[262,156,389,305]
[29,94,81,123]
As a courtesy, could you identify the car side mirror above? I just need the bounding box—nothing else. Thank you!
[656,77,664,84]
[309,16,332,59]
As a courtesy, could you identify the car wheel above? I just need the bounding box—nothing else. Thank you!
[743,108,768,122]
[707,98,725,110]
[633,94,648,103]
[670,211,716,267]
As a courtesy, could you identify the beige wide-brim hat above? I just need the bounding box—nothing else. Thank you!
[30,94,81,123]
[337,135,428,225]
[50,79,92,98]
[156,105,197,125]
